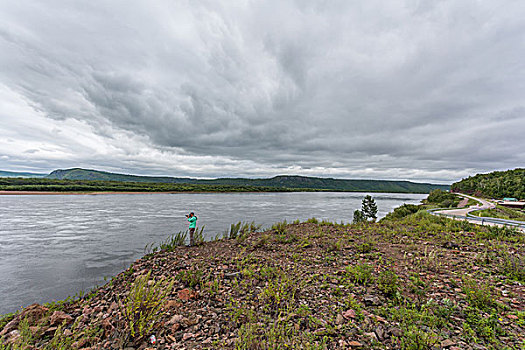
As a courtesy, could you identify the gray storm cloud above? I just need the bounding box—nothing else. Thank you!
[1,0,524,183]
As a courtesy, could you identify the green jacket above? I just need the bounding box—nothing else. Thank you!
[187,216,197,229]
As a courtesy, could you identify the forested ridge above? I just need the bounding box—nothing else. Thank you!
[42,168,448,193]
[451,168,525,199]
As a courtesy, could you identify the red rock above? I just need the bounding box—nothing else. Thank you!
[102,318,114,336]
[343,309,356,319]
[348,340,362,347]
[182,332,195,341]
[49,311,73,326]
[178,288,197,301]
[44,326,58,336]
[441,339,456,348]
[374,315,387,323]
[169,314,183,324]
[165,300,181,309]
[0,304,49,336]
[6,330,21,345]
[507,314,518,320]
[336,314,344,324]
[72,338,89,349]
[108,302,118,312]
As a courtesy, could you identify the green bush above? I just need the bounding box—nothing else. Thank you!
[426,189,459,207]
[381,204,421,221]
[352,209,367,224]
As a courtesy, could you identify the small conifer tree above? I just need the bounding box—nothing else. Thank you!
[361,195,378,222]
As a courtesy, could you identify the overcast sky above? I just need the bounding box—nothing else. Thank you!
[1,1,524,183]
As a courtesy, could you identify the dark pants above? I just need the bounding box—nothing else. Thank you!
[189,228,195,246]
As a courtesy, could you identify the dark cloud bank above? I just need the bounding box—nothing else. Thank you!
[1,1,524,183]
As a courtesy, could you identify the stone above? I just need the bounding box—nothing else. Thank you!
[102,318,114,334]
[169,314,184,324]
[343,309,356,319]
[348,340,362,347]
[45,326,58,336]
[335,314,344,325]
[167,335,177,343]
[72,338,89,349]
[178,288,198,301]
[49,311,73,326]
[390,327,402,337]
[6,330,21,345]
[364,332,377,341]
[108,302,118,312]
[441,339,456,348]
[0,304,48,336]
[182,332,195,341]
[375,326,385,340]
[363,295,380,306]
[165,300,181,309]
[374,315,387,323]
[181,317,198,327]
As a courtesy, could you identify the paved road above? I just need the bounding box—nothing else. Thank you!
[431,194,525,231]
[435,194,494,217]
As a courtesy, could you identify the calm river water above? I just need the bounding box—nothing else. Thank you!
[0,192,425,313]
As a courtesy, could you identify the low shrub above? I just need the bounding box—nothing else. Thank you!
[381,204,421,221]
[346,263,374,286]
[377,268,399,297]
[462,278,496,311]
[271,220,288,235]
[499,252,525,282]
[226,221,261,240]
[121,271,174,339]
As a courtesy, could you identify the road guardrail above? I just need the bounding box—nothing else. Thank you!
[427,207,525,230]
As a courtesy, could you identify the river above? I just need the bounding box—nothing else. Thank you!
[0,192,425,314]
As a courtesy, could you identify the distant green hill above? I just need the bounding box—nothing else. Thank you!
[0,170,47,178]
[46,168,449,193]
[47,168,189,183]
[452,168,525,199]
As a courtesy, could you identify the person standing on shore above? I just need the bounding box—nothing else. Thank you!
[186,212,197,246]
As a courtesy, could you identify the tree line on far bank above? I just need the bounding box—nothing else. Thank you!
[0,178,292,193]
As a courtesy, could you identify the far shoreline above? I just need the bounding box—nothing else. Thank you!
[0,190,433,196]
[0,190,266,195]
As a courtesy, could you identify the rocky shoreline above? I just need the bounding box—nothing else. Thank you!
[1,213,524,349]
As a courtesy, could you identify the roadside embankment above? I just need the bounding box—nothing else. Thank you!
[1,212,524,349]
